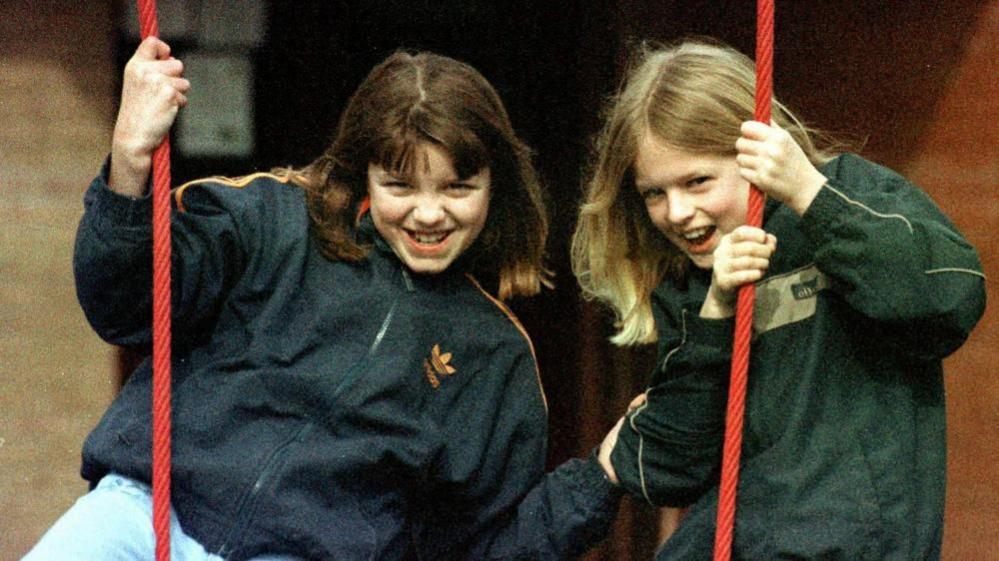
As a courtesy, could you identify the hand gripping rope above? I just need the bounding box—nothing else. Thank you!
[134,1,173,560]
[713,2,773,560]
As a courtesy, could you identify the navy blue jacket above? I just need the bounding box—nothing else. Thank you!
[74,165,621,560]
[611,154,986,560]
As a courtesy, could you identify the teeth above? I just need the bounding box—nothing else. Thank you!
[412,231,448,244]
[682,227,710,240]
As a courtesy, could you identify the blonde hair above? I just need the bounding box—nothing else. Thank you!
[572,38,838,345]
[282,51,550,300]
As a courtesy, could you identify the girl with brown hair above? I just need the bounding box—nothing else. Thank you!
[25,37,621,561]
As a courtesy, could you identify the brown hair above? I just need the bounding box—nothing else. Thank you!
[285,51,549,300]
[572,38,839,344]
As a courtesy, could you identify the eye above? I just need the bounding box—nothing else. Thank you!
[383,180,411,190]
[640,187,665,201]
[446,182,480,196]
[687,176,711,188]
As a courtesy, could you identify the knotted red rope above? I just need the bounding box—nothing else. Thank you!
[713,2,773,560]
[135,2,173,560]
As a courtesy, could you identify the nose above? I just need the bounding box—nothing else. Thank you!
[666,190,695,225]
[412,192,446,227]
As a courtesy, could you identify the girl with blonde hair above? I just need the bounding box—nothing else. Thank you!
[582,38,985,560]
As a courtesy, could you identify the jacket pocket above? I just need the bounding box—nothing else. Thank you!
[732,440,883,561]
[215,422,378,560]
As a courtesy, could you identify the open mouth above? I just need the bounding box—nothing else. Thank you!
[679,226,716,252]
[405,229,452,249]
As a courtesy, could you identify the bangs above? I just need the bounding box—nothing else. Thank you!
[373,109,491,180]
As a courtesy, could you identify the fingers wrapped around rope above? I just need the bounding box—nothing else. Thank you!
[110,37,190,197]
[711,225,777,298]
[735,120,827,215]
[115,37,191,157]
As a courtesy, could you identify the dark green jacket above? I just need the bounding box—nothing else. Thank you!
[611,154,986,560]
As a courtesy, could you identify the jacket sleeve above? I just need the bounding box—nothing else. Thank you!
[417,346,622,561]
[800,154,987,361]
[462,454,623,561]
[610,291,731,508]
[73,160,250,349]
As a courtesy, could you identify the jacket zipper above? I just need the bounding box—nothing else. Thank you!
[216,422,315,558]
[633,309,689,505]
[215,294,401,557]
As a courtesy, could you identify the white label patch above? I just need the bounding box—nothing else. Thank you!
[753,264,830,337]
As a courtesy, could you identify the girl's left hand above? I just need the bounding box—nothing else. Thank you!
[596,393,648,486]
[700,226,777,318]
[598,416,625,485]
[735,121,827,216]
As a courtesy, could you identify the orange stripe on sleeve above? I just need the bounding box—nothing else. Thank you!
[465,274,549,412]
[173,172,292,213]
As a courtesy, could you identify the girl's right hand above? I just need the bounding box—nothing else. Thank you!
[597,393,648,486]
[109,37,190,197]
[700,226,776,318]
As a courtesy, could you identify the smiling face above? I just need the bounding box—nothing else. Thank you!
[633,133,749,270]
[367,142,491,275]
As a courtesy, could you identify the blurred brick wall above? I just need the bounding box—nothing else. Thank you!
[904,4,999,559]
[0,2,117,558]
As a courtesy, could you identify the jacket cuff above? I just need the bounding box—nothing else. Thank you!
[667,309,734,371]
[90,156,154,230]
[579,451,626,505]
[798,182,853,247]
[684,311,734,348]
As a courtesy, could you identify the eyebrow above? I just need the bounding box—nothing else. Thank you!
[635,169,707,190]
[371,166,466,184]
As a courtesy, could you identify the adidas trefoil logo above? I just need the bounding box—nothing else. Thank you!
[424,344,457,388]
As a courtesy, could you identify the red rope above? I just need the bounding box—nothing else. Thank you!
[135,2,173,560]
[712,2,773,560]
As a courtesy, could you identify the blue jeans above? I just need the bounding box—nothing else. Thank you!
[22,474,302,561]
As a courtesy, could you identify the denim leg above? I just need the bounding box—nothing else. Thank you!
[21,474,216,561]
